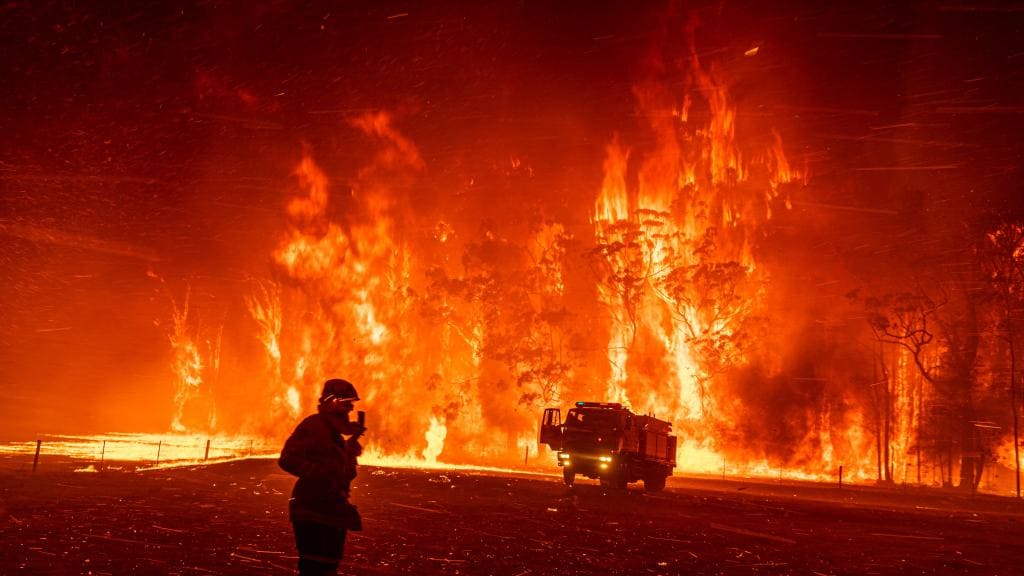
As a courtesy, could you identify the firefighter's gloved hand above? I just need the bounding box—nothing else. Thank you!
[345,436,363,457]
[338,420,367,437]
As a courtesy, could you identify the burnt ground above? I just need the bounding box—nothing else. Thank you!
[2,458,1024,575]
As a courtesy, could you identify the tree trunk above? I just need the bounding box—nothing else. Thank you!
[947,449,954,488]
[958,403,979,492]
[921,375,929,481]
[884,374,892,482]
[946,410,955,488]
[873,356,882,482]
[876,349,893,483]
[1011,332,1020,498]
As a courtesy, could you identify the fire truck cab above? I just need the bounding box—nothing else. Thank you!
[538,401,677,491]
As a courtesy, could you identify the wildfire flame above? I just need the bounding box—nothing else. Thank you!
[231,33,816,474]
[78,16,1020,495]
[588,35,807,473]
[148,270,221,434]
[7,2,1024,502]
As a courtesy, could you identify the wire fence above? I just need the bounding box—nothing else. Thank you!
[0,433,274,471]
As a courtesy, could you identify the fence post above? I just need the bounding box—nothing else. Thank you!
[204,439,210,461]
[839,465,844,489]
[156,440,162,465]
[32,439,41,472]
[524,445,529,466]
[100,440,106,470]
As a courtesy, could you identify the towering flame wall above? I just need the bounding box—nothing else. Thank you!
[154,20,991,485]
[216,43,888,477]
[4,2,1023,490]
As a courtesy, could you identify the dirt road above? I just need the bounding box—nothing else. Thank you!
[2,458,1022,574]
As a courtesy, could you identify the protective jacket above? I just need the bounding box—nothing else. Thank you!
[279,413,361,529]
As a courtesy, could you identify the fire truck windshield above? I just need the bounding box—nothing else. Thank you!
[565,408,621,431]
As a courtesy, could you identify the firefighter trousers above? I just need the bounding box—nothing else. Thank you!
[293,521,347,575]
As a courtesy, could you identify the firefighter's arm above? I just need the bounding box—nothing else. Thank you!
[345,436,363,457]
[278,422,343,480]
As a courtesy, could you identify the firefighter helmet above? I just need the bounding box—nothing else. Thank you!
[319,378,360,403]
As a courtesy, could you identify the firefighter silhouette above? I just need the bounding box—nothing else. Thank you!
[279,378,366,576]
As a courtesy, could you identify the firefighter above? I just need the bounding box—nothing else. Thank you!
[279,378,366,576]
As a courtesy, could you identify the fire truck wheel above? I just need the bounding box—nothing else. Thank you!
[644,471,667,492]
[562,468,575,486]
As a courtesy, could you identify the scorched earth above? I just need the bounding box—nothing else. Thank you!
[1,459,1022,575]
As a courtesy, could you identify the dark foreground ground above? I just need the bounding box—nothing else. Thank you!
[2,458,1024,575]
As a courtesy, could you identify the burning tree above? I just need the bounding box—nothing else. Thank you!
[148,272,223,434]
[981,222,1024,496]
[658,232,763,417]
[862,233,1024,491]
[584,14,804,472]
[422,221,578,413]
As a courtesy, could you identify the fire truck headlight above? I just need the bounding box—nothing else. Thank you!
[599,463,608,469]
[598,455,613,463]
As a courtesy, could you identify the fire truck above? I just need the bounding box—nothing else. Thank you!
[538,401,677,491]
